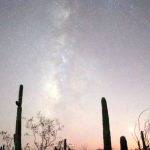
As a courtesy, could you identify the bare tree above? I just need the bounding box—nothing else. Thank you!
[25,112,63,150]
[144,119,150,146]
[24,143,31,150]
[132,108,150,150]
[0,131,13,150]
[55,139,64,150]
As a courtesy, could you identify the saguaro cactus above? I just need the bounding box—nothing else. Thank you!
[2,145,5,150]
[101,97,112,150]
[64,139,67,150]
[120,136,128,150]
[14,85,23,150]
[141,131,147,150]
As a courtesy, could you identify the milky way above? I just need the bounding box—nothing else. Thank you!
[0,0,150,149]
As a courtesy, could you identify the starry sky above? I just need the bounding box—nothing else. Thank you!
[0,0,150,149]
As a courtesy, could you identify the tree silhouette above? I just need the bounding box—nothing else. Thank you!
[25,112,63,150]
[0,131,13,150]
[132,108,150,150]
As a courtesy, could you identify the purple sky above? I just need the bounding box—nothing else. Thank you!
[0,0,150,149]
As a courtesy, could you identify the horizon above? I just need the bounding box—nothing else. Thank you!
[0,0,150,150]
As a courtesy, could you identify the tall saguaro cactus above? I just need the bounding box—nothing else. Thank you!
[64,139,67,150]
[14,85,23,150]
[101,97,112,150]
[120,136,128,150]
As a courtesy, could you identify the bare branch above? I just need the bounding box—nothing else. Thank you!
[25,112,62,150]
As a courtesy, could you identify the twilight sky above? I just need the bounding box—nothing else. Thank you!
[0,0,150,149]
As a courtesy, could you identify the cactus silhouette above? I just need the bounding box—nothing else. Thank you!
[120,136,128,150]
[64,139,67,150]
[0,146,4,150]
[141,131,147,150]
[101,97,112,150]
[14,85,23,150]
[2,145,5,150]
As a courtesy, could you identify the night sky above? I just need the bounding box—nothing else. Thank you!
[0,0,150,149]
